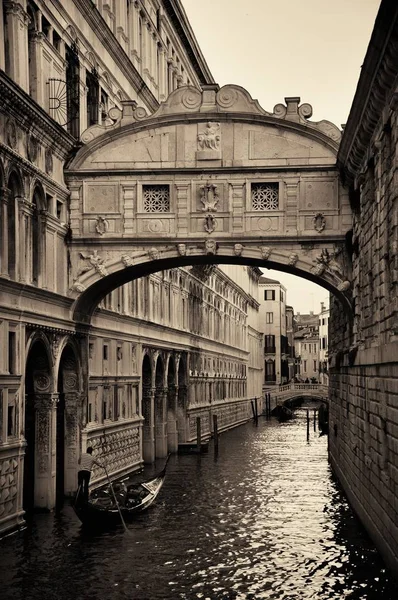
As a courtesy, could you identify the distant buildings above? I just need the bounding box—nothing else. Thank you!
[259,276,289,386]
[318,302,329,385]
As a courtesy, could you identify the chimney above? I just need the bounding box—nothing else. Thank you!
[310,311,313,315]
[320,302,324,311]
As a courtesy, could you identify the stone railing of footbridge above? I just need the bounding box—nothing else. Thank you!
[263,383,329,412]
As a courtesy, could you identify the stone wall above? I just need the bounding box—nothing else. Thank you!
[329,0,398,575]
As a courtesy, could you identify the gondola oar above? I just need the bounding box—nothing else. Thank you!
[103,464,129,534]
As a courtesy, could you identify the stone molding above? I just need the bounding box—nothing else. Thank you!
[337,2,398,182]
[77,84,341,151]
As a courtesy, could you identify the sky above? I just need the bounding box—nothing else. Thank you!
[182,0,381,314]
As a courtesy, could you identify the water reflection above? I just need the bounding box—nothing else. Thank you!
[1,411,397,599]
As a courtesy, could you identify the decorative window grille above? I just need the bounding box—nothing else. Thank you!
[251,182,279,210]
[143,185,170,212]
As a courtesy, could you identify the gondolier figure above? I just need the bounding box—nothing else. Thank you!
[77,447,103,503]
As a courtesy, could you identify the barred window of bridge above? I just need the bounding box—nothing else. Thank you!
[143,185,170,212]
[251,183,279,210]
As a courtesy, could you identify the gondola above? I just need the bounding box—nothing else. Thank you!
[73,455,170,527]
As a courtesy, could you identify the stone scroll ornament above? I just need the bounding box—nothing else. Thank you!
[204,214,217,234]
[200,181,219,212]
[95,216,109,235]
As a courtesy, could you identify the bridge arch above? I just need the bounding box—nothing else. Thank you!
[65,84,353,330]
[70,250,352,325]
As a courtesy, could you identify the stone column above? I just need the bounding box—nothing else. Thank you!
[18,197,33,284]
[28,31,45,104]
[167,385,178,453]
[142,386,155,463]
[64,392,81,495]
[34,393,58,509]
[0,188,9,277]
[158,46,166,101]
[38,209,48,288]
[155,388,168,458]
[177,385,188,443]
[4,1,30,92]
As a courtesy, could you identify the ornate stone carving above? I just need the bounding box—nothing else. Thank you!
[313,213,326,233]
[71,282,86,293]
[260,246,272,260]
[34,394,58,411]
[288,253,299,266]
[95,216,109,235]
[200,181,219,212]
[81,106,123,143]
[198,122,220,151]
[27,134,39,162]
[205,239,217,255]
[204,214,217,234]
[312,248,343,280]
[45,148,53,175]
[338,281,351,292]
[78,250,108,277]
[180,87,202,110]
[6,118,17,149]
[234,243,243,257]
[51,334,63,360]
[34,374,51,392]
[148,247,159,260]
[177,243,187,256]
[121,253,134,267]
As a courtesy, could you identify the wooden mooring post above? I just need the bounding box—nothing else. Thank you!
[197,417,201,452]
[254,397,259,423]
[213,414,219,451]
[306,409,310,441]
[314,408,317,431]
[251,399,258,425]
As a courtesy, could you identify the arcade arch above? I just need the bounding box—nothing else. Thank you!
[24,333,81,512]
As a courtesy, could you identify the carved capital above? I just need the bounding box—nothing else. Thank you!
[34,393,58,411]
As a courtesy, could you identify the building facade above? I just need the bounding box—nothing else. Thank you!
[259,276,289,386]
[318,302,329,385]
[0,0,264,537]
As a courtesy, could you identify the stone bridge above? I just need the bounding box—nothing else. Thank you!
[65,84,354,325]
[267,383,329,406]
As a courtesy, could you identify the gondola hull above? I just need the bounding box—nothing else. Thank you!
[73,459,169,527]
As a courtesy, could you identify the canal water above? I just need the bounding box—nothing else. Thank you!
[1,410,398,600]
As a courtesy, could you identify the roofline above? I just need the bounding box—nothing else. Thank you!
[337,0,398,183]
[162,0,215,85]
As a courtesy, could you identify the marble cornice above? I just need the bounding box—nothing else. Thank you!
[0,71,75,159]
[337,1,398,183]
[70,0,159,113]
[162,0,214,86]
